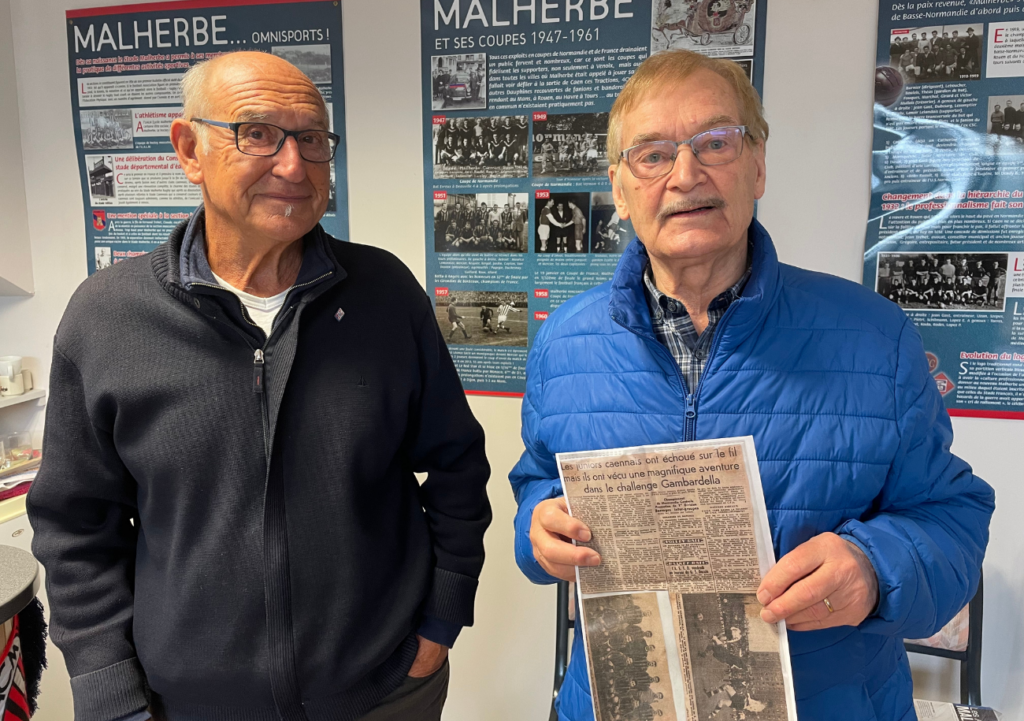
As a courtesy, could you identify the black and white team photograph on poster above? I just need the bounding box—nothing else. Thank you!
[432,115,529,180]
[987,95,1024,146]
[535,192,590,254]
[651,0,757,58]
[271,44,332,83]
[889,25,982,84]
[681,593,787,721]
[875,252,1009,311]
[80,109,134,150]
[433,192,528,253]
[435,291,528,347]
[431,53,487,110]
[532,112,609,178]
[590,191,634,254]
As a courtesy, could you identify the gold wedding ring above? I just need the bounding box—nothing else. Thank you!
[823,597,835,614]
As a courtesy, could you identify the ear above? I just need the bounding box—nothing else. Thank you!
[170,118,204,185]
[752,139,767,201]
[608,163,632,222]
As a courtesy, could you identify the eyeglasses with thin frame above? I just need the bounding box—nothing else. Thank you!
[191,118,340,163]
[620,125,750,179]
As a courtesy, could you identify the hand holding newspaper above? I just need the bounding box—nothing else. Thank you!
[557,436,797,721]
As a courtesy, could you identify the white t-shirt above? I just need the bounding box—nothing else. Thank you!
[212,271,291,337]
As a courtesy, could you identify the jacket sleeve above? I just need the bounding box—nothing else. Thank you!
[409,301,492,634]
[27,345,150,721]
[508,337,562,585]
[836,319,995,640]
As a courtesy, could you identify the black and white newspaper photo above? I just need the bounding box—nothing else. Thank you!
[433,192,528,253]
[558,437,796,721]
[535,192,590,254]
[432,115,528,180]
[434,290,528,347]
[430,53,487,110]
[591,192,633,254]
[875,252,1009,312]
[581,592,686,721]
[532,112,609,178]
[80,109,133,150]
[651,0,757,58]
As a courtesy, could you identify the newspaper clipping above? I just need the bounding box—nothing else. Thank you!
[558,437,796,721]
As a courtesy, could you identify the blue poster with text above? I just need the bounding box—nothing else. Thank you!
[421,0,767,396]
[67,0,348,274]
[866,0,1024,419]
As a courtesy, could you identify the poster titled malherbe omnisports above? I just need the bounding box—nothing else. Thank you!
[420,0,767,396]
[867,0,1024,419]
[67,0,348,275]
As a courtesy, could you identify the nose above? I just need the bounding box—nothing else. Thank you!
[272,135,308,183]
[664,143,707,193]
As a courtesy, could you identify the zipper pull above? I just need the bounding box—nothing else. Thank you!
[685,393,696,421]
[253,349,265,394]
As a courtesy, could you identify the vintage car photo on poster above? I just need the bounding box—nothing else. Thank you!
[430,53,487,110]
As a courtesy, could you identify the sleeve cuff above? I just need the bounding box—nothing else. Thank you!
[836,521,919,636]
[70,657,149,721]
[417,615,462,648]
[513,479,563,585]
[424,567,479,627]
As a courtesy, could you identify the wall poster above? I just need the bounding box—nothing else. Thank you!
[67,0,349,275]
[421,0,767,396]
[867,0,1024,419]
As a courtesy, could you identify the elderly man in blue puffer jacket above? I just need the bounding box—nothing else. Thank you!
[510,49,994,721]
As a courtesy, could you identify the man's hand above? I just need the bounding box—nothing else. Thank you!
[757,532,879,631]
[408,636,449,678]
[530,497,600,582]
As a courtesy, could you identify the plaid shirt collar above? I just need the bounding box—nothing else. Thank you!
[643,253,752,393]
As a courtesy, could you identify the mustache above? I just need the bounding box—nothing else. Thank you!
[658,198,725,220]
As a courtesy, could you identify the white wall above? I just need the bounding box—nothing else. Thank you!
[0,0,1020,720]
[0,0,34,296]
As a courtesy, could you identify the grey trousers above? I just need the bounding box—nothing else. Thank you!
[357,661,450,721]
[150,662,449,721]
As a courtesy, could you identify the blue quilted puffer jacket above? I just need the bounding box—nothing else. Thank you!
[510,221,994,721]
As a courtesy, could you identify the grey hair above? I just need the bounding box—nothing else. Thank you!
[180,59,216,148]
[178,51,331,149]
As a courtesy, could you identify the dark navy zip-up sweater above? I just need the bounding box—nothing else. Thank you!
[28,216,491,721]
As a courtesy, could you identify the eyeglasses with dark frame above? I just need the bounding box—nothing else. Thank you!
[619,125,750,179]
[191,118,340,163]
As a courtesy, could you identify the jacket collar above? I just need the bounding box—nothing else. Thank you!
[151,206,347,334]
[176,205,341,295]
[608,218,782,351]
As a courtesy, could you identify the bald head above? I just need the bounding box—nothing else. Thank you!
[180,52,329,139]
[169,50,333,255]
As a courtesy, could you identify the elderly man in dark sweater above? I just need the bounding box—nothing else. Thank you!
[28,52,491,721]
